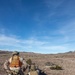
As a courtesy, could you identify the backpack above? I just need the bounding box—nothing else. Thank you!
[9,55,22,67]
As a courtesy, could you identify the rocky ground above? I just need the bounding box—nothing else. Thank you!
[0,50,75,75]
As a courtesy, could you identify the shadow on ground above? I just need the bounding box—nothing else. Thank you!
[39,70,47,75]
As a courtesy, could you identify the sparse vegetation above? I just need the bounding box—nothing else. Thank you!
[26,59,32,65]
[50,65,63,70]
[45,62,55,66]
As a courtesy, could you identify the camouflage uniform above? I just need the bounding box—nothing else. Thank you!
[28,63,39,75]
[3,51,29,75]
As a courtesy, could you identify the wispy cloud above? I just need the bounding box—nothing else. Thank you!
[0,19,74,53]
[0,33,71,54]
[0,28,6,34]
[43,0,75,22]
[44,0,65,8]
[58,20,75,42]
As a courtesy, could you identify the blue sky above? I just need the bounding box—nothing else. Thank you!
[0,0,75,54]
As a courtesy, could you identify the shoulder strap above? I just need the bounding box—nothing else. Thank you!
[9,57,12,63]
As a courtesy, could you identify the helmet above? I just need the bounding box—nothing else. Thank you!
[12,51,19,55]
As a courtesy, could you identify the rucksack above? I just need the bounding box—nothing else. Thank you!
[9,55,22,67]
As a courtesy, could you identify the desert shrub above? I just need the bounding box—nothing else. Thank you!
[50,65,63,70]
[26,59,32,65]
[45,62,55,66]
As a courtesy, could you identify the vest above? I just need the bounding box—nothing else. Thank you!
[9,55,22,67]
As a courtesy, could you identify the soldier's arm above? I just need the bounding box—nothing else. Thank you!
[4,60,9,70]
[20,58,28,68]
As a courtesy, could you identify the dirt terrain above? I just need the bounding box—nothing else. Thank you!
[0,50,75,75]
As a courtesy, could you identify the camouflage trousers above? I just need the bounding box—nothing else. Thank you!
[7,69,24,75]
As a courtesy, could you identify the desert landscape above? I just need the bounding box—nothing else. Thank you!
[0,50,75,75]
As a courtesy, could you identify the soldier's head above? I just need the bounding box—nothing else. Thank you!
[12,51,19,56]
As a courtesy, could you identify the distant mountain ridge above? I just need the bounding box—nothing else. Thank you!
[0,50,75,55]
